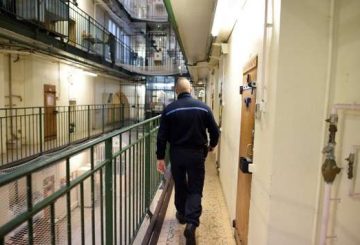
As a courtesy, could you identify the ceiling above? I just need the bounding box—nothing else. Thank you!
[170,0,217,81]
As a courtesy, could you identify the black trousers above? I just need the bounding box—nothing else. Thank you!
[170,147,207,226]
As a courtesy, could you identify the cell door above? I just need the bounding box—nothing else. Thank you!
[235,56,257,245]
[44,85,57,141]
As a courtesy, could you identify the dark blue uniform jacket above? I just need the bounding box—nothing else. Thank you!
[156,92,220,160]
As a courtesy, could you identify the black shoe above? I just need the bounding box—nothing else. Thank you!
[184,223,196,245]
[176,212,186,224]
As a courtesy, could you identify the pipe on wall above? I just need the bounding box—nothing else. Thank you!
[319,103,360,245]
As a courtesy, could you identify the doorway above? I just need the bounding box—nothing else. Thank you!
[234,56,258,245]
[44,85,57,141]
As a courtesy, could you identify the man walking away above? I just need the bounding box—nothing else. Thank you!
[156,77,220,245]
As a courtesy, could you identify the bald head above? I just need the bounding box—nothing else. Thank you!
[175,77,192,95]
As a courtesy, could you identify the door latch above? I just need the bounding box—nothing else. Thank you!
[239,157,253,174]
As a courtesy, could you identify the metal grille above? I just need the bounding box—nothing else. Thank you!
[0,115,162,245]
[0,104,144,167]
[0,0,186,74]
[4,220,28,245]
[54,195,68,245]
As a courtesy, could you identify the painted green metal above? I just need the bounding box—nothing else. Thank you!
[105,138,114,245]
[50,203,56,245]
[90,146,96,245]
[66,158,72,245]
[145,122,151,209]
[80,182,85,245]
[0,115,161,244]
[39,107,43,153]
[163,0,188,64]
[26,174,34,245]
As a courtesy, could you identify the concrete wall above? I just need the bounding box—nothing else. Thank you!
[0,54,6,108]
[212,0,268,239]
[325,0,360,244]
[211,0,360,244]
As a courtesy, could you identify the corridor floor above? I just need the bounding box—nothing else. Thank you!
[158,152,236,245]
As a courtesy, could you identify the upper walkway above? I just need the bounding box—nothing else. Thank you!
[0,0,187,77]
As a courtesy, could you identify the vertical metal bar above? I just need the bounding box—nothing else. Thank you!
[128,146,132,242]
[124,150,127,244]
[144,122,151,208]
[132,144,135,236]
[66,157,72,245]
[88,105,91,138]
[27,175,34,245]
[100,168,104,245]
[39,107,43,154]
[80,182,85,245]
[136,128,140,229]
[113,154,117,245]
[68,106,71,144]
[50,203,56,245]
[105,138,113,245]
[102,105,105,133]
[90,146,95,245]
[37,0,40,22]
[5,109,8,164]
[0,116,3,165]
[121,104,125,127]
[119,134,123,244]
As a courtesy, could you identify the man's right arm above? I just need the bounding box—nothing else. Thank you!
[207,110,220,149]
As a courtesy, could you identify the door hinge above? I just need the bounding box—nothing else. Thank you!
[232,219,236,228]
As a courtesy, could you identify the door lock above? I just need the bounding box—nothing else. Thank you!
[239,157,253,174]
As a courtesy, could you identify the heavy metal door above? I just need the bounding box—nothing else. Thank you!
[44,85,57,141]
[235,56,257,245]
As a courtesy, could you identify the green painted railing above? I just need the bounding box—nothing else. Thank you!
[0,115,163,245]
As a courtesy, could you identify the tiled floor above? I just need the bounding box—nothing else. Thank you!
[158,152,236,245]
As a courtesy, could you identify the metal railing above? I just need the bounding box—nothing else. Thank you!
[118,0,168,22]
[0,115,163,245]
[0,0,186,74]
[0,104,145,167]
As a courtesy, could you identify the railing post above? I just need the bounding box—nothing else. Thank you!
[87,105,91,138]
[121,103,125,127]
[87,16,91,51]
[102,105,105,133]
[102,29,106,60]
[68,106,71,144]
[104,138,113,245]
[39,107,43,153]
[37,0,40,22]
[144,121,151,208]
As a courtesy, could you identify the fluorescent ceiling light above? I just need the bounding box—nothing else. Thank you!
[211,0,239,37]
[211,0,225,36]
[83,70,98,77]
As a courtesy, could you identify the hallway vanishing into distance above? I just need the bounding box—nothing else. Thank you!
[0,0,360,244]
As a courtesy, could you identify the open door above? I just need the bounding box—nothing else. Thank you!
[44,85,57,141]
[234,56,258,245]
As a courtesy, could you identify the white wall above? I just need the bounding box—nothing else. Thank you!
[0,54,7,154]
[212,0,269,241]
[209,0,360,244]
[0,54,6,108]
[325,0,360,244]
